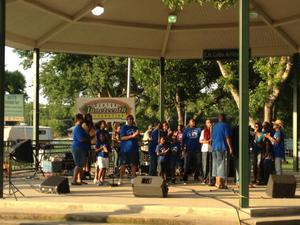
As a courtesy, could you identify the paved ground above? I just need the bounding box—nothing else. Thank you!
[1,171,300,225]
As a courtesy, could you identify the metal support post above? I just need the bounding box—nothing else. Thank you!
[293,53,299,171]
[160,57,165,122]
[0,0,6,198]
[33,48,40,170]
[127,57,131,98]
[239,0,250,208]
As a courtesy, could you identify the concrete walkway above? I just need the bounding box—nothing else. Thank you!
[1,174,300,225]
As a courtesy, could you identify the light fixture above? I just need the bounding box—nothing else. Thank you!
[91,4,104,16]
[168,14,177,24]
[249,11,258,19]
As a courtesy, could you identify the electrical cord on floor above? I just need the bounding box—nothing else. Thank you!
[173,185,244,225]
[191,188,242,225]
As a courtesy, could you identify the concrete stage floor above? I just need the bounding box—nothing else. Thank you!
[1,172,300,225]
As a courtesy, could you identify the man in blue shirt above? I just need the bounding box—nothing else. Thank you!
[118,114,140,185]
[148,121,162,176]
[182,118,201,183]
[211,114,233,189]
[265,119,285,175]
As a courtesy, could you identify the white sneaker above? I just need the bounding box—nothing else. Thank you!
[117,179,122,186]
[93,178,97,184]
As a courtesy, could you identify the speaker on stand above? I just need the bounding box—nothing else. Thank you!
[4,139,34,200]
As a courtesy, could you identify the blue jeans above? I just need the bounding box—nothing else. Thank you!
[212,151,225,179]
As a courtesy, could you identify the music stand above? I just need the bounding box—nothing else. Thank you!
[110,148,119,187]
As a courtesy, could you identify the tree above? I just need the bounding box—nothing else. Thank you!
[5,70,26,96]
[40,53,128,105]
[253,57,292,123]
[216,57,293,125]
[164,59,220,124]
[133,59,220,125]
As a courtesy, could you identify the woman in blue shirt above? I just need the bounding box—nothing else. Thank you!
[71,113,90,185]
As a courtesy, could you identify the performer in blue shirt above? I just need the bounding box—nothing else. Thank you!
[118,114,140,185]
[211,113,233,189]
[182,118,201,183]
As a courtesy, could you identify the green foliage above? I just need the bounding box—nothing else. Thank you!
[162,0,236,11]
[16,48,293,135]
[132,59,160,129]
[13,49,48,70]
[5,70,26,96]
[24,101,73,137]
[40,53,128,105]
[133,59,220,129]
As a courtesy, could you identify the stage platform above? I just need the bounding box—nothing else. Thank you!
[1,172,300,225]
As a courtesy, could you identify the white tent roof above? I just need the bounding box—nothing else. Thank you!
[5,0,300,59]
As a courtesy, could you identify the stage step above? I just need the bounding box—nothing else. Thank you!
[248,206,300,217]
[0,220,139,225]
[242,215,300,225]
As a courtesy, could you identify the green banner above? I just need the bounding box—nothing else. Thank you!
[5,94,24,121]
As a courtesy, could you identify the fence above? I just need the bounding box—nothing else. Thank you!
[3,139,150,176]
[284,138,300,157]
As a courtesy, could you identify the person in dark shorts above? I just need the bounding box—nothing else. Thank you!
[118,115,140,185]
[71,113,90,185]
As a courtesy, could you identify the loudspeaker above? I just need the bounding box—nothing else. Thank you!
[40,176,70,194]
[10,139,34,163]
[132,176,168,198]
[266,175,296,198]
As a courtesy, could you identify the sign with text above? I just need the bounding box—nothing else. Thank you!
[76,97,135,122]
[203,49,251,60]
[5,94,24,122]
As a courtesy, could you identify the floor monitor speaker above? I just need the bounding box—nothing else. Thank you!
[132,176,168,198]
[266,175,296,198]
[40,176,70,194]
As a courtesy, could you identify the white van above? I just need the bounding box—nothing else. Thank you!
[4,126,53,142]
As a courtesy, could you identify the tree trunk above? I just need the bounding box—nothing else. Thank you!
[263,56,292,122]
[217,60,256,127]
[264,102,273,123]
[175,88,184,125]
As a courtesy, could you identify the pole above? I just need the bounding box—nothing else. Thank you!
[127,57,131,98]
[160,57,165,122]
[33,48,40,170]
[0,0,5,198]
[293,53,299,171]
[239,0,249,208]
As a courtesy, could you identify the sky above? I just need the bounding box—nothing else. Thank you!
[5,46,48,104]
